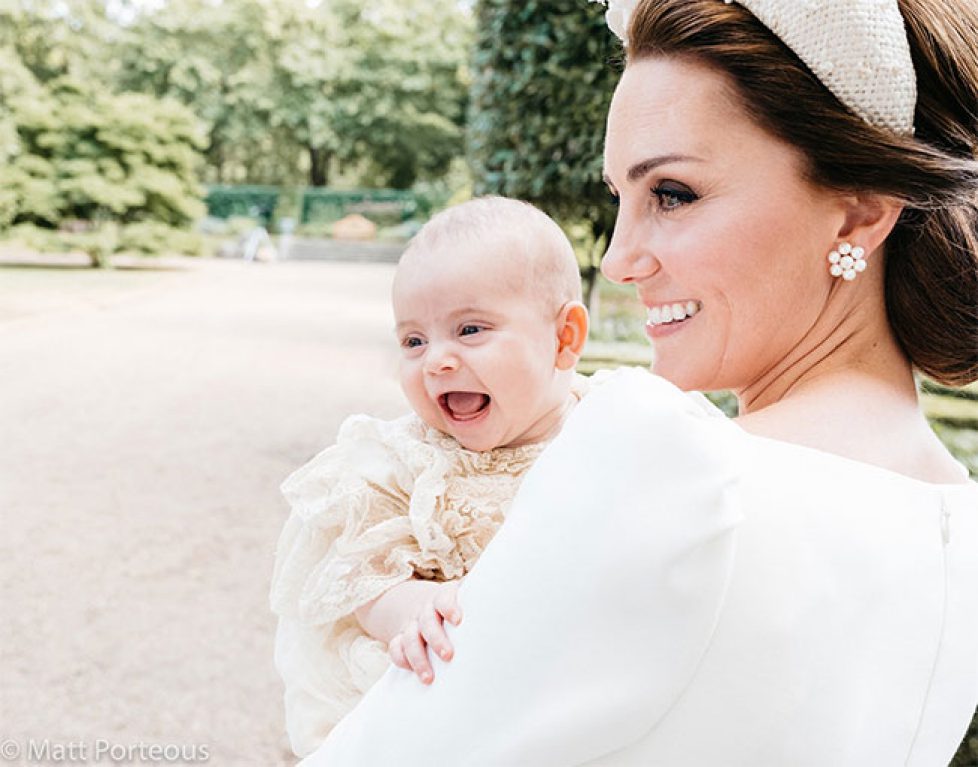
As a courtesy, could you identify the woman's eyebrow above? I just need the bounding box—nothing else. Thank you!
[603,154,703,186]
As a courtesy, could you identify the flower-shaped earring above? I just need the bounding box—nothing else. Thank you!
[828,242,867,281]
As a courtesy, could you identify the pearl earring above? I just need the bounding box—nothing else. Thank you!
[827,242,867,281]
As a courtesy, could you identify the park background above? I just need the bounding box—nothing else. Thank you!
[0,1,974,764]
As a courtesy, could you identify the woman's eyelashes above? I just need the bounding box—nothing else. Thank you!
[651,181,698,212]
[605,180,697,213]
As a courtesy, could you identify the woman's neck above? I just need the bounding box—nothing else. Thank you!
[729,298,971,483]
[735,292,917,415]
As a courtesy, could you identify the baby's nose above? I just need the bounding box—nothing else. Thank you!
[423,345,460,375]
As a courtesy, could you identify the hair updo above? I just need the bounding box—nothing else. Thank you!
[626,0,978,386]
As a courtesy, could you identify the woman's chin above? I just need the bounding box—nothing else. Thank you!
[650,360,712,393]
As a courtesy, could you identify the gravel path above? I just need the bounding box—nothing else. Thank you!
[0,257,407,766]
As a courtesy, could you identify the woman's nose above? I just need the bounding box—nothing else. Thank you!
[601,219,660,285]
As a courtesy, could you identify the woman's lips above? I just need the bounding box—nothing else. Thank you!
[645,300,702,338]
[646,300,702,326]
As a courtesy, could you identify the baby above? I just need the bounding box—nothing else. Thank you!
[269,196,590,758]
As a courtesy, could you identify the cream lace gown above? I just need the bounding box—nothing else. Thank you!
[301,367,978,767]
[270,413,547,756]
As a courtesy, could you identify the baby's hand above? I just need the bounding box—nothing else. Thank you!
[387,579,462,685]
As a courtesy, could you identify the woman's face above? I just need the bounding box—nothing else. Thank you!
[602,57,846,393]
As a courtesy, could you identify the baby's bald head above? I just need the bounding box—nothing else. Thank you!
[395,196,582,316]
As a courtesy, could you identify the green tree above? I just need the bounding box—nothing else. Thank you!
[114,0,280,184]
[3,76,205,226]
[0,0,206,264]
[331,0,471,188]
[114,0,472,189]
[0,63,206,264]
[467,0,621,307]
[0,0,117,85]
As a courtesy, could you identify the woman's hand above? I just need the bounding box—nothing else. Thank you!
[387,580,463,685]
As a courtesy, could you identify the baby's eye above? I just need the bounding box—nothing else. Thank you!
[459,325,483,337]
[402,335,425,349]
[652,183,698,212]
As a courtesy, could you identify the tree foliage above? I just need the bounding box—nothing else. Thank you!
[114,0,472,188]
[0,0,471,264]
[0,68,203,227]
[334,0,471,188]
[0,0,117,86]
[0,1,207,262]
[1,77,205,228]
[467,0,622,301]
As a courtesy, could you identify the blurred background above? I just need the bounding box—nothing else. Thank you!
[0,0,974,764]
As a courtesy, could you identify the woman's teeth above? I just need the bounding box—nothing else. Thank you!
[647,301,702,326]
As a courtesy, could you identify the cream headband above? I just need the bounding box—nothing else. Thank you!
[593,0,917,135]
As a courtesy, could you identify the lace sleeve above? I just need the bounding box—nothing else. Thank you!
[270,414,443,626]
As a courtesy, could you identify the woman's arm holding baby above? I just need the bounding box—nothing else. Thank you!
[354,578,462,684]
[300,370,742,767]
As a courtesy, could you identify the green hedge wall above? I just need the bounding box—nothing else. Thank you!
[204,185,442,228]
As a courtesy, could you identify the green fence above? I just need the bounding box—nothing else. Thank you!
[204,185,440,228]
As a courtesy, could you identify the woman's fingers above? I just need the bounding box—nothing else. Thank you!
[419,598,456,662]
[388,634,410,670]
[399,620,434,684]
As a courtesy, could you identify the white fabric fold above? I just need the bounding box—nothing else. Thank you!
[302,368,743,765]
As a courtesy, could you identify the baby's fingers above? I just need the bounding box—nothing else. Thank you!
[399,620,434,684]
[419,600,455,663]
[433,583,463,627]
[388,634,410,670]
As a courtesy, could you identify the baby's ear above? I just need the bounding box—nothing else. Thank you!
[555,301,589,371]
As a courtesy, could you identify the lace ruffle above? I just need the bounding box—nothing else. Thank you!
[271,412,548,627]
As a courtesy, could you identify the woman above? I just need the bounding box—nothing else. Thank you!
[300,0,978,764]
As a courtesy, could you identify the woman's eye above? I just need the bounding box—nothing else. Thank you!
[652,184,698,212]
[606,188,620,207]
[459,325,482,337]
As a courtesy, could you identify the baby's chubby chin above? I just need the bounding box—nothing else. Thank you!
[435,389,500,451]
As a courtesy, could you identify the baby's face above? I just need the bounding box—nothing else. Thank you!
[393,243,566,451]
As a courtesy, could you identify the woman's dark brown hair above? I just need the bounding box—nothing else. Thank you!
[627,0,978,386]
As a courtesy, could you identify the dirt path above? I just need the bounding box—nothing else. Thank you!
[0,257,407,766]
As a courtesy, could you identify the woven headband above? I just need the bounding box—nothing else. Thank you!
[595,0,917,135]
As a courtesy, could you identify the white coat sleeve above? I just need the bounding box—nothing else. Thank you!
[300,368,743,766]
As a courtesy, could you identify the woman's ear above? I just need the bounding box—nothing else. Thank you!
[835,193,904,255]
[555,301,589,371]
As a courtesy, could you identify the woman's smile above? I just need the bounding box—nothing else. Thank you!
[646,300,702,326]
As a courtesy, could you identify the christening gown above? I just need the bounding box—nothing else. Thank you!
[300,367,978,767]
[270,408,553,756]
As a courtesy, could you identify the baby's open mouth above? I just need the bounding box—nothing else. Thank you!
[439,391,491,422]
